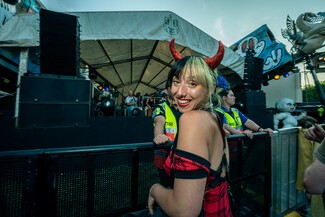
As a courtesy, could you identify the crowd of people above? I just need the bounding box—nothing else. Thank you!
[122,38,325,217]
[123,90,167,117]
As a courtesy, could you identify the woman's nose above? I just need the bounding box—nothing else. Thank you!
[176,83,187,96]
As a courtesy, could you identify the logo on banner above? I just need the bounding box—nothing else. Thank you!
[163,14,179,36]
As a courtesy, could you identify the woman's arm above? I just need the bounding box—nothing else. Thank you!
[224,123,253,139]
[153,116,171,145]
[245,119,273,137]
[223,123,242,135]
[303,139,325,194]
[148,111,209,217]
[303,158,325,194]
[244,119,260,131]
[146,97,150,107]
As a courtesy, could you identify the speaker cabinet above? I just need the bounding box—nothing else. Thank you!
[18,75,91,128]
[40,9,80,77]
[243,55,264,91]
[234,91,272,128]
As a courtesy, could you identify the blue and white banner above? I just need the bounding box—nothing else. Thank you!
[231,24,293,74]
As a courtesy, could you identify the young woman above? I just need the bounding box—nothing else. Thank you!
[145,94,156,116]
[218,88,273,139]
[147,39,233,217]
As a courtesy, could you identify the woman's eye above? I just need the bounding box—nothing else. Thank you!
[188,82,197,87]
[173,80,180,85]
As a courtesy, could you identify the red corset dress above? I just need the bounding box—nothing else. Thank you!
[163,148,233,217]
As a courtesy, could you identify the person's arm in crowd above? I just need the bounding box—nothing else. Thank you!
[131,97,138,106]
[304,124,325,143]
[146,97,151,108]
[223,125,231,137]
[303,138,325,194]
[244,119,273,137]
[223,123,254,139]
[153,115,172,145]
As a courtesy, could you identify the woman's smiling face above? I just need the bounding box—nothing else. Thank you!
[171,71,209,113]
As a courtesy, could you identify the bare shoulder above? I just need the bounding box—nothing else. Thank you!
[179,110,210,125]
[179,110,215,134]
[177,111,209,155]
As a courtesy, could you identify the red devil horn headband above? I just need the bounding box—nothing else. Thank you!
[169,38,225,70]
[169,38,183,61]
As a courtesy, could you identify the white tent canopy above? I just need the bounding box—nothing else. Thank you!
[0,11,244,96]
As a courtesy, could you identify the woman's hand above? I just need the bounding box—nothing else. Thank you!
[148,184,160,215]
[263,128,274,137]
[223,127,231,137]
[154,134,172,145]
[305,124,325,143]
[243,129,253,139]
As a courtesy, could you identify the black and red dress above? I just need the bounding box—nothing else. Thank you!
[162,111,233,217]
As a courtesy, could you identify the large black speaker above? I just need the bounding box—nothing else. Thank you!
[40,9,80,76]
[243,53,264,91]
[18,75,91,128]
[234,91,272,129]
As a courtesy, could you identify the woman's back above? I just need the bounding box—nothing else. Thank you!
[175,110,232,216]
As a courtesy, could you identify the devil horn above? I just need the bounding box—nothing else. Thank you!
[169,38,183,61]
[204,41,225,69]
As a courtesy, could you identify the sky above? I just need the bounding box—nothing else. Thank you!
[40,0,325,84]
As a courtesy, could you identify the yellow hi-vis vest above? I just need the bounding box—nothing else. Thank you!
[154,102,177,140]
[216,107,243,130]
[153,102,178,169]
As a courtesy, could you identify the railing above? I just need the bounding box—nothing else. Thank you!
[270,128,305,217]
[0,133,272,217]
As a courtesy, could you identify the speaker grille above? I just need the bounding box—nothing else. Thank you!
[40,9,80,77]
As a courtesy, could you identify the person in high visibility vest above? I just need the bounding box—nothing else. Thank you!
[217,88,273,139]
[152,80,182,186]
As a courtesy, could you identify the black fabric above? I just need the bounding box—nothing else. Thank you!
[228,184,238,217]
[122,209,151,217]
[212,108,238,216]
[123,207,205,217]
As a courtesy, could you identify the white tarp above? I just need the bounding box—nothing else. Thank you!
[0,11,244,96]
[0,13,39,47]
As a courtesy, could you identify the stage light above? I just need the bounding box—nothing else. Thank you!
[321,55,325,62]
[274,74,281,80]
[292,67,300,73]
[316,53,325,72]
[283,73,289,78]
[98,85,103,91]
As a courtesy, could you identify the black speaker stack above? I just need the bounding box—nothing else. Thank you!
[18,74,91,128]
[40,9,80,77]
[243,50,263,91]
[235,91,273,129]
[17,9,91,128]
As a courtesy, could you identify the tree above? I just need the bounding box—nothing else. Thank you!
[302,81,325,102]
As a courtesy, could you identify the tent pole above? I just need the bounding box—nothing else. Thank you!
[14,48,29,128]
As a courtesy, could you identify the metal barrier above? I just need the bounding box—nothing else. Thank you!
[270,127,305,217]
[0,133,271,217]
[227,132,272,217]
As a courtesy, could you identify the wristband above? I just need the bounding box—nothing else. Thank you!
[257,127,262,132]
